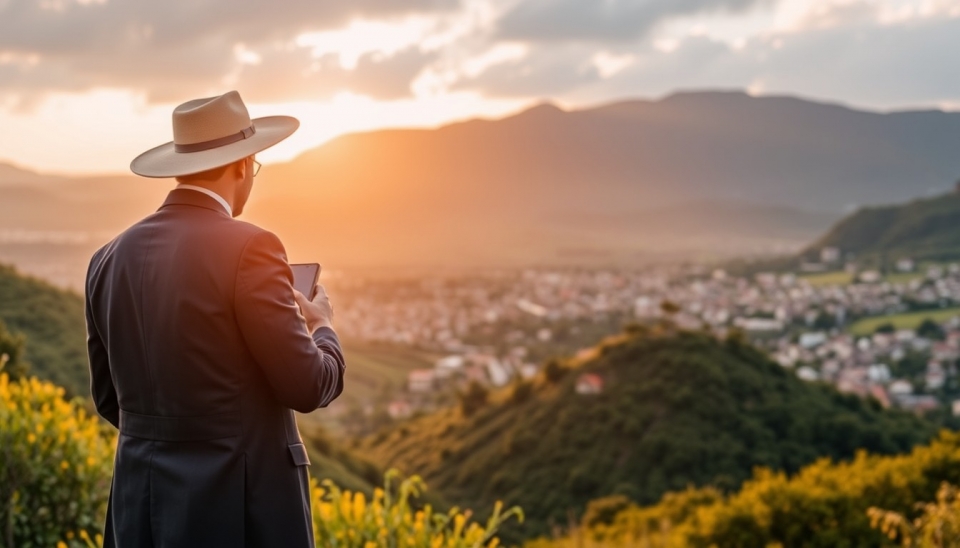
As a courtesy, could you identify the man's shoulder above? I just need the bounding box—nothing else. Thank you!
[230,220,282,249]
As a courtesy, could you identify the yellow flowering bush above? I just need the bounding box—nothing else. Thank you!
[312,469,523,548]
[870,482,960,547]
[0,372,114,548]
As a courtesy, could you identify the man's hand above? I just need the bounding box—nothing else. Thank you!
[294,284,334,334]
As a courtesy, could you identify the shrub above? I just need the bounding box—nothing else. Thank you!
[870,482,960,547]
[312,469,523,547]
[580,495,632,529]
[543,359,567,384]
[459,381,489,417]
[0,373,114,548]
[510,380,534,405]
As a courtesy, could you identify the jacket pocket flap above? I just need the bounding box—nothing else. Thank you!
[288,442,311,466]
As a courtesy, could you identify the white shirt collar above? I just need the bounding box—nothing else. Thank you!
[175,184,233,217]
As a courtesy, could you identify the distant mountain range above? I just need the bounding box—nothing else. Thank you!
[3,90,960,281]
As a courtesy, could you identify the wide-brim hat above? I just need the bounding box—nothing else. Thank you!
[130,90,299,178]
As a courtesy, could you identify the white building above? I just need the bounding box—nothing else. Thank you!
[800,332,827,349]
[896,258,915,272]
[889,379,913,396]
[867,364,891,383]
[797,366,819,382]
[408,369,436,393]
[821,247,841,264]
[485,359,511,387]
[735,317,784,332]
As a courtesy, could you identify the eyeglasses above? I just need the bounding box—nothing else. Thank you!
[252,159,261,177]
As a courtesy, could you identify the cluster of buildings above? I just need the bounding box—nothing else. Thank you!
[773,327,960,414]
[326,258,960,418]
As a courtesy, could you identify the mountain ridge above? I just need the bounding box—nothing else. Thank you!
[2,89,959,278]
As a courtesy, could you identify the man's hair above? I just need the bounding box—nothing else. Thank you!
[175,158,243,184]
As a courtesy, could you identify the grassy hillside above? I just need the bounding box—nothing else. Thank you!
[0,263,87,396]
[803,192,960,265]
[359,325,937,541]
[300,423,383,495]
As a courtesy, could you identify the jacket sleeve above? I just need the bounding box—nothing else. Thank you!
[85,276,119,429]
[234,230,345,413]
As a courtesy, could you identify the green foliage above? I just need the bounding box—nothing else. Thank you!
[0,264,87,397]
[0,373,114,548]
[917,319,947,342]
[361,328,938,541]
[311,469,523,547]
[875,322,897,334]
[530,431,960,547]
[0,319,29,380]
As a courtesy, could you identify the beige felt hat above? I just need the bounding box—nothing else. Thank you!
[130,90,299,178]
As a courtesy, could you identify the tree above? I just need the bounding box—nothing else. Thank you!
[660,300,681,316]
[543,359,568,384]
[875,322,897,334]
[510,379,534,405]
[917,319,946,341]
[458,381,488,417]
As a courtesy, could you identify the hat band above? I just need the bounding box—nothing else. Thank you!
[174,125,256,153]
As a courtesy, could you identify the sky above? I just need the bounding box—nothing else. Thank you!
[0,0,957,175]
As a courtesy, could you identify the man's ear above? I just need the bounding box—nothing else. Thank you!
[234,158,246,179]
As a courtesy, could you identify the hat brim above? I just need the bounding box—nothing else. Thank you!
[130,115,299,178]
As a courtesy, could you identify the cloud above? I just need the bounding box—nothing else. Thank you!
[0,0,458,54]
[0,0,460,102]
[0,0,957,116]
[227,45,441,102]
[495,0,776,42]
[452,6,960,111]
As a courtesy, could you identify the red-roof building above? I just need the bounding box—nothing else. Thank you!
[576,373,604,395]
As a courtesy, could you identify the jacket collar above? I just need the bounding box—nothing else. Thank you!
[160,187,233,218]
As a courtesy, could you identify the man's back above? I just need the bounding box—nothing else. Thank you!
[86,188,345,547]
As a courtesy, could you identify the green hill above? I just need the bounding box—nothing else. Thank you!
[802,191,960,266]
[0,263,88,395]
[358,326,937,541]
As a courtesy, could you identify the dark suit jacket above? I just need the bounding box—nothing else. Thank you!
[85,188,345,548]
